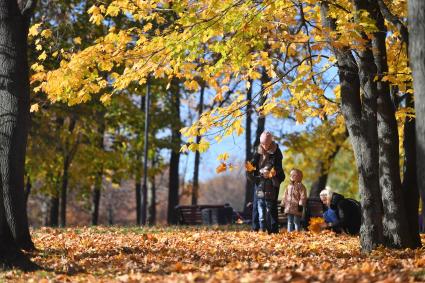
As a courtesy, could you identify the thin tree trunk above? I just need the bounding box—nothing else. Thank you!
[135,179,142,225]
[371,1,413,248]
[168,78,181,224]
[135,95,145,225]
[91,116,105,226]
[309,145,341,198]
[148,156,156,225]
[409,0,425,235]
[49,194,59,227]
[192,84,205,205]
[244,79,253,211]
[24,175,31,208]
[59,157,69,227]
[252,69,269,151]
[141,77,151,225]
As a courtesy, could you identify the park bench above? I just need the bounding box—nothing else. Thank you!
[175,205,233,225]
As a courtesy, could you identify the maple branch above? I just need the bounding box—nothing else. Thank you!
[376,0,409,44]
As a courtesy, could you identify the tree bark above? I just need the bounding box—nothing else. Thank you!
[252,69,269,151]
[371,1,413,248]
[409,0,425,235]
[0,0,39,269]
[91,115,105,226]
[135,180,142,225]
[309,145,341,198]
[402,93,422,243]
[148,156,156,225]
[167,78,181,224]
[192,84,205,205]
[48,194,59,227]
[321,1,383,252]
[244,80,253,211]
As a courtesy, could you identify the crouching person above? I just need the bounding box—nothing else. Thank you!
[319,189,361,235]
[282,169,307,232]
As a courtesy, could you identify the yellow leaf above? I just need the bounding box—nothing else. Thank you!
[216,162,227,174]
[30,103,40,113]
[217,152,229,161]
[74,37,82,45]
[40,29,53,38]
[38,51,47,61]
[29,23,41,37]
[245,161,256,172]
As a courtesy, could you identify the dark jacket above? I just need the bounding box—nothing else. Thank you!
[247,142,285,200]
[329,193,361,235]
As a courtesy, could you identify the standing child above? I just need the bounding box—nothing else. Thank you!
[282,169,307,232]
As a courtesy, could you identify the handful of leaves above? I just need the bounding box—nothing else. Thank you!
[308,217,325,233]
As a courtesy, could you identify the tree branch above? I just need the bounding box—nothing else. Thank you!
[376,0,409,44]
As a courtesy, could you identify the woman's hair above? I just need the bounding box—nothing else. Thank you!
[320,188,333,202]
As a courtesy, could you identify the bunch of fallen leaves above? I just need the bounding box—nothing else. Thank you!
[308,217,325,233]
[1,226,425,282]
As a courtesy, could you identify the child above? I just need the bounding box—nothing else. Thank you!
[282,169,307,232]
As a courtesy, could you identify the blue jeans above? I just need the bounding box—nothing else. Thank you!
[287,214,301,232]
[252,189,259,231]
[257,198,278,233]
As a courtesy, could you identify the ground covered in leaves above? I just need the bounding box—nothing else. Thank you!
[1,226,425,282]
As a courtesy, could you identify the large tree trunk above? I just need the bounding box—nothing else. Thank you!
[192,84,205,205]
[0,0,38,270]
[409,0,425,235]
[371,1,414,248]
[167,78,181,224]
[321,1,383,252]
[244,80,253,211]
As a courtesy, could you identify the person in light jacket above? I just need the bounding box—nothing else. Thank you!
[282,169,307,232]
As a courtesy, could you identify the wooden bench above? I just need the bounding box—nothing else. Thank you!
[175,205,232,225]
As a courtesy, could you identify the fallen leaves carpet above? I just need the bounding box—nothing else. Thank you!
[1,226,425,282]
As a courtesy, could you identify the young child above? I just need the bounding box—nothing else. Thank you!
[281,169,307,232]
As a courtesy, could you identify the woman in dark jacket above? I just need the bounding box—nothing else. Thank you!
[325,192,361,235]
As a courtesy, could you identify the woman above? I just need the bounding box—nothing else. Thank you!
[320,189,361,235]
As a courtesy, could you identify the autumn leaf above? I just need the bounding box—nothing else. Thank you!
[245,161,256,172]
[216,162,227,173]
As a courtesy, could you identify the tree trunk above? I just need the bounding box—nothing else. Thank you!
[59,157,69,227]
[252,69,269,151]
[148,157,156,225]
[402,93,422,243]
[0,0,37,257]
[141,77,151,225]
[244,80,253,211]
[409,0,425,234]
[167,78,181,224]
[321,1,383,252]
[49,195,59,227]
[371,1,413,248]
[192,84,205,205]
[24,175,31,208]
[309,145,341,198]
[91,116,105,226]
[135,180,142,225]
